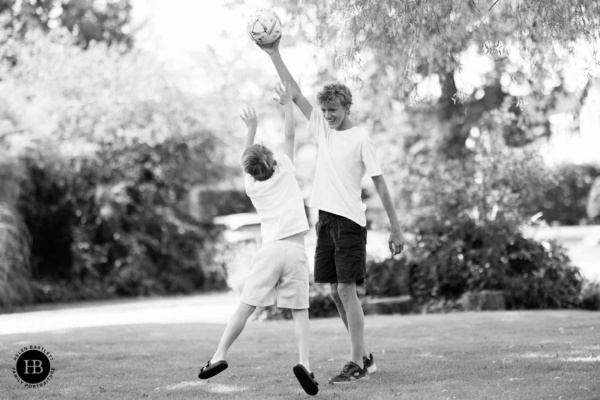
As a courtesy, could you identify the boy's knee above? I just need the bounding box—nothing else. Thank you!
[241,302,257,312]
[337,283,357,301]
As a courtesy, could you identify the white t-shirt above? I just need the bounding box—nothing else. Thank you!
[244,154,309,243]
[308,109,382,227]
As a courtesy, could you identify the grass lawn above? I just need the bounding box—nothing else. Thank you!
[1,310,599,400]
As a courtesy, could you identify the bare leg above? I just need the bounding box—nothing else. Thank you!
[292,308,311,371]
[330,283,369,360]
[210,302,256,363]
[335,282,366,366]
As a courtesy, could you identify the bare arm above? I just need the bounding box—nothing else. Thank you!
[240,107,258,149]
[257,37,313,120]
[371,174,405,256]
[274,82,295,161]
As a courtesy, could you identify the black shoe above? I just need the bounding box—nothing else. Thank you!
[328,361,370,384]
[293,364,319,395]
[363,353,377,374]
[198,360,228,379]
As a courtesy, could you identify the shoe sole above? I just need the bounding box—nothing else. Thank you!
[293,364,319,396]
[198,360,228,379]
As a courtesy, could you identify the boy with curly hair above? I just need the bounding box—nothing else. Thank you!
[257,38,405,384]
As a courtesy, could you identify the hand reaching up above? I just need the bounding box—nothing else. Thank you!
[240,107,258,130]
[273,81,292,106]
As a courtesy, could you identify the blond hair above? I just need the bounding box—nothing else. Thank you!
[241,144,277,181]
[317,82,353,109]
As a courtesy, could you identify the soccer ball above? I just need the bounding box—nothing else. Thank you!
[246,9,282,44]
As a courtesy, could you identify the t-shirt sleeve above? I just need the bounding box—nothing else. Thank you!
[243,173,253,194]
[278,154,296,173]
[308,108,328,138]
[361,137,382,177]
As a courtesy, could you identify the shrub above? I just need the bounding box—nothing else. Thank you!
[364,257,410,298]
[390,123,586,310]
[0,204,32,311]
[588,177,600,223]
[1,32,231,304]
[308,283,339,318]
[30,136,229,303]
[579,280,600,311]
[198,190,255,218]
[503,237,582,309]
[17,160,75,281]
[0,156,32,311]
[533,163,600,225]
[401,209,584,310]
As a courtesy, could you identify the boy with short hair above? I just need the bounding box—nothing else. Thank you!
[198,83,319,396]
[257,38,405,384]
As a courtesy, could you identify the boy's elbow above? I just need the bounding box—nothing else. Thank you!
[372,174,388,191]
[371,174,384,185]
[290,86,303,99]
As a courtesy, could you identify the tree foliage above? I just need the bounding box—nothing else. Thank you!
[284,0,599,98]
[273,0,600,163]
[0,0,133,48]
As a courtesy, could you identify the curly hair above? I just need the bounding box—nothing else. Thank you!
[241,144,277,181]
[316,83,353,109]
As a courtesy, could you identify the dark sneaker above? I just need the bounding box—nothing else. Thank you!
[328,361,370,384]
[363,353,377,374]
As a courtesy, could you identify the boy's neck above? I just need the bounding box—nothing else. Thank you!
[335,117,355,131]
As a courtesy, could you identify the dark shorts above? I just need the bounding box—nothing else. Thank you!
[313,210,367,285]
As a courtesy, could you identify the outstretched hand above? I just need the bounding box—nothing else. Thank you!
[256,35,281,56]
[273,81,292,106]
[240,107,258,130]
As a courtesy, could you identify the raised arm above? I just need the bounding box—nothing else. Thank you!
[273,82,295,161]
[371,174,405,256]
[257,37,313,120]
[240,107,258,149]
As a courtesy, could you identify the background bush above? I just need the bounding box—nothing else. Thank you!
[0,156,32,310]
[362,114,589,312]
[579,281,600,311]
[15,135,230,304]
[0,32,231,307]
[0,205,32,310]
[533,163,600,225]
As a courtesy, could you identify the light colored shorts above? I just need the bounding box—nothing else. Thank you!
[241,240,310,310]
